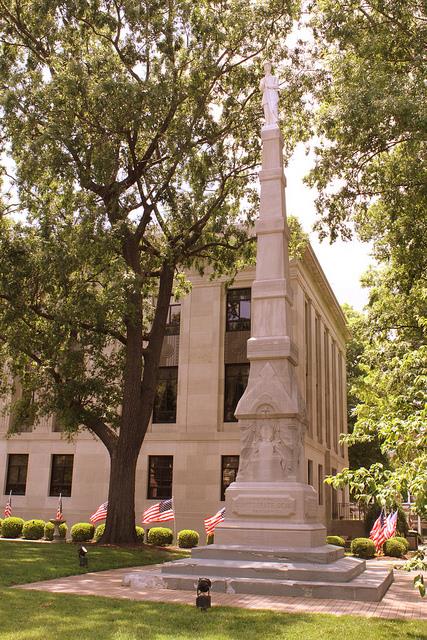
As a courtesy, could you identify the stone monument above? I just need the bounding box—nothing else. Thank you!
[124,63,393,600]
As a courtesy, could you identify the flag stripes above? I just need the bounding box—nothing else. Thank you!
[142,499,174,524]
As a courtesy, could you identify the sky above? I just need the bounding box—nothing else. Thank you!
[285,143,374,311]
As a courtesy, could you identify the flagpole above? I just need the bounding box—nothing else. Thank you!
[172,496,177,545]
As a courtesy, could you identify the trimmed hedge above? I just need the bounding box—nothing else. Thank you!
[351,537,376,559]
[70,522,95,542]
[147,527,173,546]
[135,526,145,543]
[1,517,24,538]
[383,538,406,558]
[22,519,46,540]
[0,518,2,536]
[206,533,214,545]
[326,535,346,548]
[178,529,199,549]
[44,521,68,541]
[394,536,409,553]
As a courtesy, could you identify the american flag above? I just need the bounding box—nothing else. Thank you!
[204,507,225,535]
[56,493,63,520]
[370,509,387,551]
[385,510,398,539]
[90,501,108,524]
[4,491,12,518]
[142,498,174,524]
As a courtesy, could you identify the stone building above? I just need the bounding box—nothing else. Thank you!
[0,242,348,535]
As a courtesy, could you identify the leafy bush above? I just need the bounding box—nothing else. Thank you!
[394,536,409,553]
[135,526,145,543]
[94,524,105,541]
[0,519,2,535]
[70,522,95,542]
[44,521,67,541]
[1,517,24,538]
[364,504,408,537]
[178,529,199,548]
[383,538,406,558]
[147,527,173,546]
[326,535,346,547]
[351,537,376,559]
[22,519,46,540]
[206,533,214,545]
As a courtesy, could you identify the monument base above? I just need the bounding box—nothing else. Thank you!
[158,544,393,602]
[215,481,325,547]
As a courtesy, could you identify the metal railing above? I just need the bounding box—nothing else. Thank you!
[333,502,367,521]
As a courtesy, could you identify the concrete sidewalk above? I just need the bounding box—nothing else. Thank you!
[15,559,427,620]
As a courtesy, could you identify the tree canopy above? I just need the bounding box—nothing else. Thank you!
[0,0,307,542]
[310,1,427,513]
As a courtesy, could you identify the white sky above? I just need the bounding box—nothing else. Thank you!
[285,143,373,311]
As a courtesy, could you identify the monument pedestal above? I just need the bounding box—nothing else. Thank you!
[215,481,325,547]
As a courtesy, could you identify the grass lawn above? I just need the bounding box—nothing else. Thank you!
[0,540,426,640]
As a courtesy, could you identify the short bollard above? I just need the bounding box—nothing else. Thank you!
[196,577,212,612]
[78,546,88,567]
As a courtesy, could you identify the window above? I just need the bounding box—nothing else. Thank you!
[5,454,29,495]
[318,464,324,505]
[324,330,331,449]
[49,455,74,497]
[147,456,173,499]
[153,367,178,423]
[221,456,239,501]
[307,459,313,486]
[315,314,323,443]
[52,415,65,432]
[224,363,249,422]
[305,299,313,435]
[226,288,251,332]
[165,304,181,336]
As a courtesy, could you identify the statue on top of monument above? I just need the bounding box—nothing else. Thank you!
[260,61,280,127]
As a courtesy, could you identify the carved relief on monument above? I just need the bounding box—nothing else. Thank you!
[237,413,303,483]
[232,494,296,518]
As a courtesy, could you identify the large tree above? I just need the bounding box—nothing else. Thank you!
[309,1,427,513]
[0,0,307,542]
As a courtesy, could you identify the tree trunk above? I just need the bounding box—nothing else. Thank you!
[100,444,139,544]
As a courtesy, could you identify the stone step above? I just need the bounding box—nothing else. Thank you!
[192,544,345,564]
[160,556,365,583]
[160,568,394,602]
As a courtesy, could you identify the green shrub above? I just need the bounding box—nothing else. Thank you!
[206,533,214,545]
[1,517,24,538]
[383,538,406,558]
[147,527,173,546]
[326,535,346,547]
[22,519,46,540]
[351,537,376,559]
[135,526,145,543]
[70,522,95,542]
[44,521,67,541]
[0,518,2,535]
[94,524,105,541]
[394,536,409,553]
[177,529,199,548]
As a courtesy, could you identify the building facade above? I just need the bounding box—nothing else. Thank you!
[0,243,349,535]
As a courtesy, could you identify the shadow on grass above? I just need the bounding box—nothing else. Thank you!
[0,589,426,640]
[0,540,186,587]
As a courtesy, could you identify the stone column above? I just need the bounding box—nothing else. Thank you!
[215,125,326,548]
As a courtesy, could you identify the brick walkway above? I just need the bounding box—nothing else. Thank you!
[15,559,427,620]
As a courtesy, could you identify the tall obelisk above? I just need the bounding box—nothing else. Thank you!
[215,62,325,547]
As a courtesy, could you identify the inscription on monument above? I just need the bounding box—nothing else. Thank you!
[232,495,296,517]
